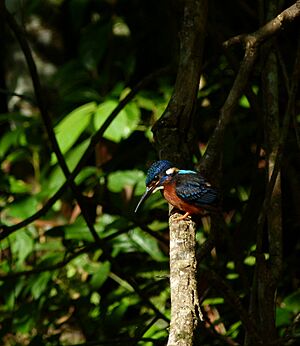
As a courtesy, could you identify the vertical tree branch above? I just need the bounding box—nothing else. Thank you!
[167,215,202,346]
[258,27,281,345]
[245,9,300,346]
[152,0,208,344]
[153,0,208,167]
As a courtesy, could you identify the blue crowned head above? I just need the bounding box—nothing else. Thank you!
[135,160,174,213]
[145,160,173,186]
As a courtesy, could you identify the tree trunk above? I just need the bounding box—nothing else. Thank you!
[152,0,208,345]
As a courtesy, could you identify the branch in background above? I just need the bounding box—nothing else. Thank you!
[203,268,262,345]
[0,87,36,105]
[246,30,300,346]
[0,63,169,241]
[0,225,141,281]
[0,184,65,240]
[4,7,103,247]
[3,8,169,323]
[198,3,300,345]
[202,0,300,176]
[0,243,96,280]
[254,8,281,339]
[255,24,300,265]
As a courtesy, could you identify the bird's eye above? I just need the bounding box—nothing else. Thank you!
[154,175,159,180]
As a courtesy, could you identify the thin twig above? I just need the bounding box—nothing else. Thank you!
[0,88,36,105]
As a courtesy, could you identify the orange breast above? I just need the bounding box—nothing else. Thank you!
[163,183,203,215]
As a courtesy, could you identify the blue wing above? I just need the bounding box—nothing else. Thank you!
[175,173,218,207]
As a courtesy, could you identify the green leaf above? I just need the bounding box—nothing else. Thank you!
[48,138,90,189]
[0,127,24,158]
[64,221,97,242]
[239,95,250,108]
[52,102,96,163]
[142,319,169,341]
[94,100,140,142]
[74,166,98,185]
[283,290,300,314]
[226,321,242,338]
[124,102,141,122]
[8,176,31,194]
[108,170,145,194]
[244,255,256,266]
[106,299,130,328]
[11,230,34,265]
[7,196,38,219]
[37,252,65,267]
[129,228,166,261]
[90,261,111,290]
[30,272,52,300]
[136,95,156,111]
[203,297,224,305]
[276,307,293,327]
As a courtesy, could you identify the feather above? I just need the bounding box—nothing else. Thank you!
[174,173,218,206]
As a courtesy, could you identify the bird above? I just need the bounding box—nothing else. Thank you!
[135,160,218,220]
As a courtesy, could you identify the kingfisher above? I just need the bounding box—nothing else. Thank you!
[135,160,218,220]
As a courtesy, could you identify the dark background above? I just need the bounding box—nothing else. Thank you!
[0,0,299,345]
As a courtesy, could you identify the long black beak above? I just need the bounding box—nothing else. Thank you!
[134,185,156,213]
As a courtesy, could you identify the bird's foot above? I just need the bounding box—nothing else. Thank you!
[173,212,191,221]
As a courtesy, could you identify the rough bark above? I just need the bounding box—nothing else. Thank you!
[152,0,208,345]
[153,0,208,168]
[167,214,202,346]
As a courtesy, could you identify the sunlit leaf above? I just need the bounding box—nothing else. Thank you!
[94,99,140,142]
[48,138,90,189]
[52,102,96,163]
[244,255,256,266]
[90,261,111,290]
[239,95,250,108]
[226,321,242,338]
[30,272,52,300]
[10,230,34,265]
[108,169,145,194]
[6,196,38,219]
[129,228,167,261]
[8,176,31,194]
[0,127,24,158]
[203,297,224,305]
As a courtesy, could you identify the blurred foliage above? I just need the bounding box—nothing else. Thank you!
[0,0,299,345]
